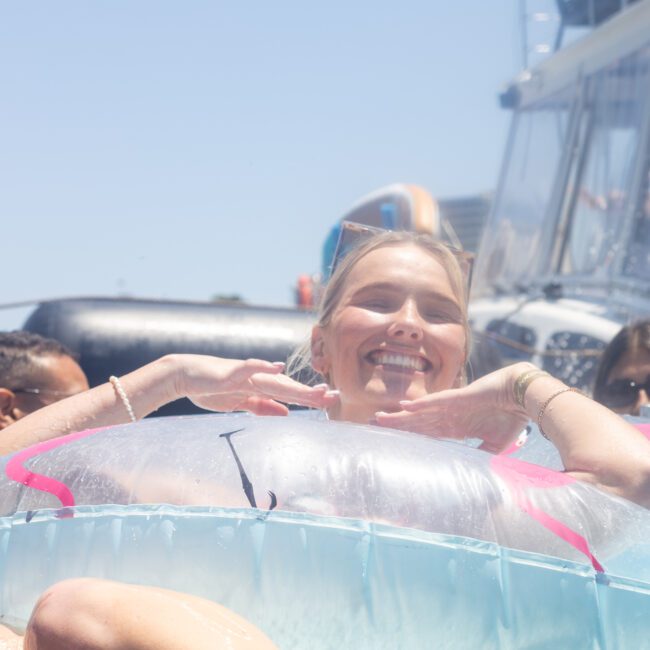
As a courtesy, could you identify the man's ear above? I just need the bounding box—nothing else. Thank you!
[0,388,18,430]
[310,326,328,376]
[0,388,16,416]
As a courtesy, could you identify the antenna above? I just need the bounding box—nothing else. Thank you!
[519,0,561,69]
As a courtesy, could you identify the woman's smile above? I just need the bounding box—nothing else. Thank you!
[365,349,431,373]
[312,243,467,423]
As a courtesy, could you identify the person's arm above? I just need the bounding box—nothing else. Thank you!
[0,354,338,456]
[375,362,650,507]
[521,365,650,505]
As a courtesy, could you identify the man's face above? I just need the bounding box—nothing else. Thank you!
[4,354,89,424]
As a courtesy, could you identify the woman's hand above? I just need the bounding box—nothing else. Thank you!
[169,355,339,415]
[374,365,530,453]
[0,354,340,456]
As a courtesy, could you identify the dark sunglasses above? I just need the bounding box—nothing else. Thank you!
[601,375,650,408]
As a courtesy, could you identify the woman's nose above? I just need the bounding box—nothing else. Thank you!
[386,301,424,341]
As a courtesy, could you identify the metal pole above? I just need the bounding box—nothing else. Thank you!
[588,0,596,26]
[520,0,528,69]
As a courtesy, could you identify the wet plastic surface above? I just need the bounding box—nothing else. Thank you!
[1,414,650,647]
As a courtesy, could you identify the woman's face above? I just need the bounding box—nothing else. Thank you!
[603,347,650,415]
[312,244,466,423]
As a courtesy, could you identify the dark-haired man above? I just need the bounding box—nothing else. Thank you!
[0,331,89,430]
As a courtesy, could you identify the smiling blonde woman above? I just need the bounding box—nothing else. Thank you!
[3,231,650,649]
[4,232,650,503]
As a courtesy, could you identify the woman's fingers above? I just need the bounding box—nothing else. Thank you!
[375,408,437,429]
[182,356,340,413]
[397,388,462,411]
[248,373,339,409]
[219,359,324,406]
[244,396,290,416]
[375,410,459,437]
[243,359,286,373]
[374,392,470,440]
[375,400,524,452]
[227,359,286,385]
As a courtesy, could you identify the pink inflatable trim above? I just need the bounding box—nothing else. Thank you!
[5,427,107,508]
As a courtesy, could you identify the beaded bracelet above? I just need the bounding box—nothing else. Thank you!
[109,375,137,423]
[537,387,582,440]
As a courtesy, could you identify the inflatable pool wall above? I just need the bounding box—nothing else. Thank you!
[2,415,650,647]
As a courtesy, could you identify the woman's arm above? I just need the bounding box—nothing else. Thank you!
[375,362,650,507]
[0,354,337,456]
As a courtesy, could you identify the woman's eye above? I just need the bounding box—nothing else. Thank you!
[357,296,395,312]
[362,300,392,312]
[423,309,457,323]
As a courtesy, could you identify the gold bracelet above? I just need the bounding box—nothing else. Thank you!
[513,368,550,408]
[537,387,582,440]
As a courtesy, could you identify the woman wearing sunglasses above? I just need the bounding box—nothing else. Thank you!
[593,320,650,415]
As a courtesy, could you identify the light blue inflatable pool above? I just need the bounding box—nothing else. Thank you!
[1,414,649,648]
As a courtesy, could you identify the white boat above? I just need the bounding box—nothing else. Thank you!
[470,0,650,392]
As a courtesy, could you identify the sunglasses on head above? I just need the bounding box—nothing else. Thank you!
[329,221,474,297]
[601,375,650,408]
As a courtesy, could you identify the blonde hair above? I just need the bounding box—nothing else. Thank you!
[287,231,471,383]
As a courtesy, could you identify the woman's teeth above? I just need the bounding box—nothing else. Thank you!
[369,351,427,371]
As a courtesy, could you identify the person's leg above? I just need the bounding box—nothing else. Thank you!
[24,578,278,650]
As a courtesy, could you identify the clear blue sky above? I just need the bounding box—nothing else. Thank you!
[0,1,519,330]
